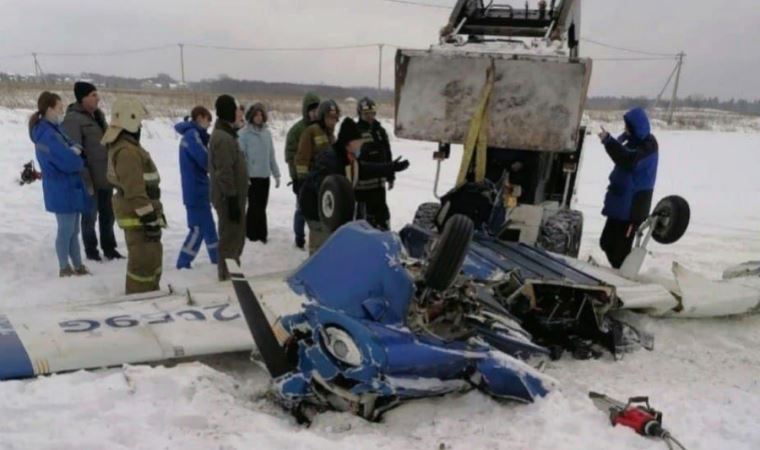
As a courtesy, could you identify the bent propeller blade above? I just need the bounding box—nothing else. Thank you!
[227,259,292,379]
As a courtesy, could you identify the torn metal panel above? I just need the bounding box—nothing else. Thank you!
[669,262,760,318]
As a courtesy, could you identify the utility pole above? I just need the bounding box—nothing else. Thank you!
[32,53,43,80]
[377,44,384,91]
[178,43,186,86]
[667,51,685,125]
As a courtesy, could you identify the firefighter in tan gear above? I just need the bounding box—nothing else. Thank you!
[103,98,165,294]
[294,100,339,253]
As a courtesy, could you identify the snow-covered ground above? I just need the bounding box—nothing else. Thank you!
[1,106,759,450]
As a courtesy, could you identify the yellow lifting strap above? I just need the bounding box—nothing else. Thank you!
[456,63,496,187]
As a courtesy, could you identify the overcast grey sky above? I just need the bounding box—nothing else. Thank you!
[1,0,758,99]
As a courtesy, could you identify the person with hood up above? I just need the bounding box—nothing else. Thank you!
[299,117,410,253]
[29,91,91,277]
[355,96,394,230]
[598,107,659,268]
[284,92,320,249]
[62,81,123,262]
[295,99,340,253]
[239,103,281,243]
[103,98,165,294]
[209,95,248,281]
[175,106,219,269]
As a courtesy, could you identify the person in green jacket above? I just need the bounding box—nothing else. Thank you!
[284,92,320,250]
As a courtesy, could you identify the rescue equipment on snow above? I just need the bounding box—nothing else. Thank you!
[589,392,687,450]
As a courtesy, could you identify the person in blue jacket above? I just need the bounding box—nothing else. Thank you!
[29,91,91,277]
[598,107,659,268]
[175,106,219,269]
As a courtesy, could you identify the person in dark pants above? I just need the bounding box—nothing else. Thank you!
[299,118,409,253]
[62,81,122,261]
[285,93,321,249]
[355,97,393,230]
[209,95,249,281]
[239,103,281,243]
[598,107,659,268]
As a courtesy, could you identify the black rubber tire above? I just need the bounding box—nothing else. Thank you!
[652,195,690,244]
[537,209,584,257]
[318,175,355,232]
[413,202,441,231]
[424,214,475,291]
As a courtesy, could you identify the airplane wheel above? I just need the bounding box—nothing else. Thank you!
[652,196,690,244]
[424,214,474,291]
[413,202,441,231]
[319,175,355,232]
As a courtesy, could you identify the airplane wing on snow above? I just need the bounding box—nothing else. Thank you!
[0,272,302,381]
[557,256,760,318]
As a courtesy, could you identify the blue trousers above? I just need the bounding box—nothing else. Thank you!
[177,205,219,269]
[55,213,83,270]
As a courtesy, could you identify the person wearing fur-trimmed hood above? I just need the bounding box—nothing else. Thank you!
[239,103,281,243]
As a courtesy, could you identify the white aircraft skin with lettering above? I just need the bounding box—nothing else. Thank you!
[0,273,302,380]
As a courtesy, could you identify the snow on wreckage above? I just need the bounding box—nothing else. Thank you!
[227,221,553,423]
[224,0,758,424]
[5,0,760,436]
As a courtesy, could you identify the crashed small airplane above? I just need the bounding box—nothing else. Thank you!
[2,0,760,423]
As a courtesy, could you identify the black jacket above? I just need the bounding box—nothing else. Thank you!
[299,142,396,221]
[356,119,394,188]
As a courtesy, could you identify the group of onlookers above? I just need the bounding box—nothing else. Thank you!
[28,82,125,279]
[28,81,659,292]
[28,83,406,294]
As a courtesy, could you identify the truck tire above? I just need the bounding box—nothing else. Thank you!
[413,202,441,231]
[652,196,690,245]
[424,214,474,291]
[319,175,355,232]
[537,209,584,257]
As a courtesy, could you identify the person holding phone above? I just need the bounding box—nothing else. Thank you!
[597,107,659,269]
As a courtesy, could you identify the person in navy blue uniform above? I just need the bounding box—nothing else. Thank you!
[29,91,91,277]
[175,106,219,269]
[598,107,659,268]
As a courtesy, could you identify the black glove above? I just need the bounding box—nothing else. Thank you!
[392,157,410,173]
[139,211,162,242]
[292,178,304,195]
[227,196,241,223]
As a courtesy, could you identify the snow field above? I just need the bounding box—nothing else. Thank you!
[1,107,759,449]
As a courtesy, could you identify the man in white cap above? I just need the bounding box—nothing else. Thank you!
[103,98,165,294]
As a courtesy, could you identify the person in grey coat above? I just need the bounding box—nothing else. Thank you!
[239,103,281,243]
[62,81,123,261]
[209,95,248,281]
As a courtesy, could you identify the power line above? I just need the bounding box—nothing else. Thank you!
[36,44,176,57]
[594,57,678,62]
[380,0,451,9]
[582,37,677,58]
[184,43,382,52]
[0,52,30,60]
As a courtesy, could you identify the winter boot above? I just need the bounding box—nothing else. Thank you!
[74,265,91,276]
[104,249,125,261]
[59,266,75,277]
[86,252,103,262]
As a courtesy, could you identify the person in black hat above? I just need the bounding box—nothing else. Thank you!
[355,96,394,231]
[62,81,123,262]
[298,118,410,253]
[208,95,249,281]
